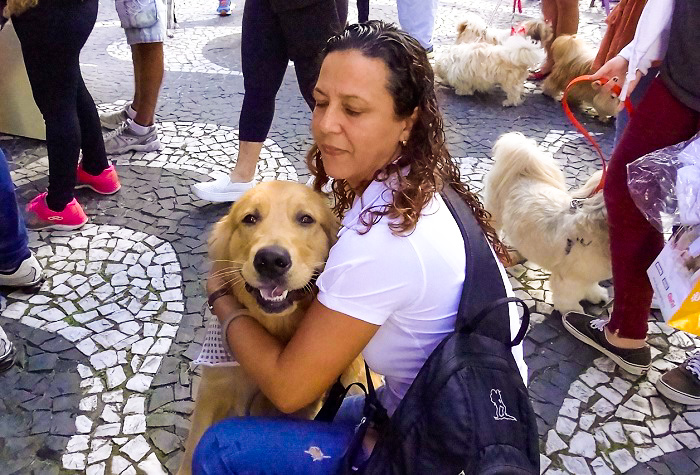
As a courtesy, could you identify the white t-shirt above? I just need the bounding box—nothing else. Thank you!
[317,178,528,415]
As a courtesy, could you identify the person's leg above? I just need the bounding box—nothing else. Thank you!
[555,0,578,37]
[0,149,30,271]
[130,41,164,127]
[396,0,438,51]
[12,0,97,212]
[283,0,344,110]
[0,149,42,285]
[234,0,288,182]
[192,0,288,201]
[76,75,110,176]
[104,0,166,154]
[192,417,355,474]
[604,78,700,342]
[563,79,700,375]
[357,0,369,23]
[538,0,557,74]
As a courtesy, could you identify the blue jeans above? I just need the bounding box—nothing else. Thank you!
[0,149,30,272]
[192,392,372,474]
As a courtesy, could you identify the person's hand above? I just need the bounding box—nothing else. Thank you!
[207,265,246,320]
[590,55,636,111]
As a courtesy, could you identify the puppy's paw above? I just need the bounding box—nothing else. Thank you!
[584,284,609,305]
[502,98,523,107]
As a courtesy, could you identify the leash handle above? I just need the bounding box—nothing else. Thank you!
[561,75,633,195]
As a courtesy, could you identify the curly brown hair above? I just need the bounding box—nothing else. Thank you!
[307,20,509,263]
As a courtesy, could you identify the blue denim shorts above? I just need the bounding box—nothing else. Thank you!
[117,0,166,45]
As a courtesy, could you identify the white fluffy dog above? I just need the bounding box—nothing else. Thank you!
[435,35,543,106]
[484,132,612,313]
[456,13,552,47]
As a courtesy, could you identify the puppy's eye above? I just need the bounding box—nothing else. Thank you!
[242,214,258,225]
[298,214,315,225]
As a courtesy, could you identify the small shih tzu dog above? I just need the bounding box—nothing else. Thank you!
[435,35,543,106]
[484,132,612,313]
[542,35,620,121]
[456,13,552,47]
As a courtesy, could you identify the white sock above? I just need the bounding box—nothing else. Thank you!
[126,105,137,120]
[128,120,152,136]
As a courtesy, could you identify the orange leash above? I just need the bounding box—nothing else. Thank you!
[561,75,634,195]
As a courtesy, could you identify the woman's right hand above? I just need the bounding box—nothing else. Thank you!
[591,55,641,108]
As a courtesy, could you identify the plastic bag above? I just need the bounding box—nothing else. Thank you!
[627,134,700,233]
[648,226,700,335]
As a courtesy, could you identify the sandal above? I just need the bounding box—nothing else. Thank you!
[528,69,551,81]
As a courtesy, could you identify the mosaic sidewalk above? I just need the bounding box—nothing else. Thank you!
[2,0,699,474]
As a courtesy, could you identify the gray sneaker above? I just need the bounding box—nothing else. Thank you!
[104,121,162,155]
[100,104,131,130]
[0,325,16,373]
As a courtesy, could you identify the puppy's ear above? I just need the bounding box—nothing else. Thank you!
[321,214,339,248]
[208,212,235,261]
[457,21,467,35]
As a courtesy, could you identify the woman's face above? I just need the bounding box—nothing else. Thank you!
[312,50,417,190]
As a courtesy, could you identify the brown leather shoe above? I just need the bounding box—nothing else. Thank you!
[657,354,700,405]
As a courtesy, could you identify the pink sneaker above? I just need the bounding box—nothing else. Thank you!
[76,163,121,194]
[27,192,88,230]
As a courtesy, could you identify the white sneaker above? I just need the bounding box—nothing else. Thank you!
[0,325,15,373]
[100,103,131,130]
[0,253,43,287]
[191,177,255,202]
[104,121,162,155]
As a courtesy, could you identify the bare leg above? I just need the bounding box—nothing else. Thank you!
[230,141,262,183]
[130,42,164,126]
[555,0,579,38]
[539,0,557,74]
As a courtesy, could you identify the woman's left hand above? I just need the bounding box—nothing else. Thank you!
[206,265,246,321]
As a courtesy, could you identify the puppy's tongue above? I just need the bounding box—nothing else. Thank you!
[260,286,287,300]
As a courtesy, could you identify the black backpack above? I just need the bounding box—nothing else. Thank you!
[317,185,539,474]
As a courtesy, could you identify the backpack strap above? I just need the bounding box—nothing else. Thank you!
[440,185,513,345]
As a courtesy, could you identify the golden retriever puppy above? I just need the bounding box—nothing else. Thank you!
[178,181,364,475]
[484,132,612,313]
[435,35,543,106]
[456,13,552,47]
[542,35,620,121]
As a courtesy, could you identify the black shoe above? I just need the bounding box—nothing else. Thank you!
[0,326,16,373]
[657,353,700,405]
[562,312,651,375]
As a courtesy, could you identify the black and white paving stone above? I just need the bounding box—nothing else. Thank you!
[2,0,700,473]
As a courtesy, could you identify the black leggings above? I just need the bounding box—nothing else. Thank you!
[239,0,347,142]
[13,0,108,211]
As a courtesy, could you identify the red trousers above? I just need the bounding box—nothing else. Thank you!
[604,77,700,339]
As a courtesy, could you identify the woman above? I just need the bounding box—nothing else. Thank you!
[192,21,527,473]
[3,0,120,230]
[563,0,700,401]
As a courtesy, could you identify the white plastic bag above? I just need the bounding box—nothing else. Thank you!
[627,134,700,233]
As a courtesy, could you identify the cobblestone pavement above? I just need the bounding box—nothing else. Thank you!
[2,0,699,474]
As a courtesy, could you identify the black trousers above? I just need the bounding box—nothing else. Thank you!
[239,0,347,142]
[13,0,108,211]
[357,0,369,22]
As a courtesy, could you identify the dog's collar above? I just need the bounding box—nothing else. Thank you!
[570,198,585,210]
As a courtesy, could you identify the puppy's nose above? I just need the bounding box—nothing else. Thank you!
[253,246,292,279]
